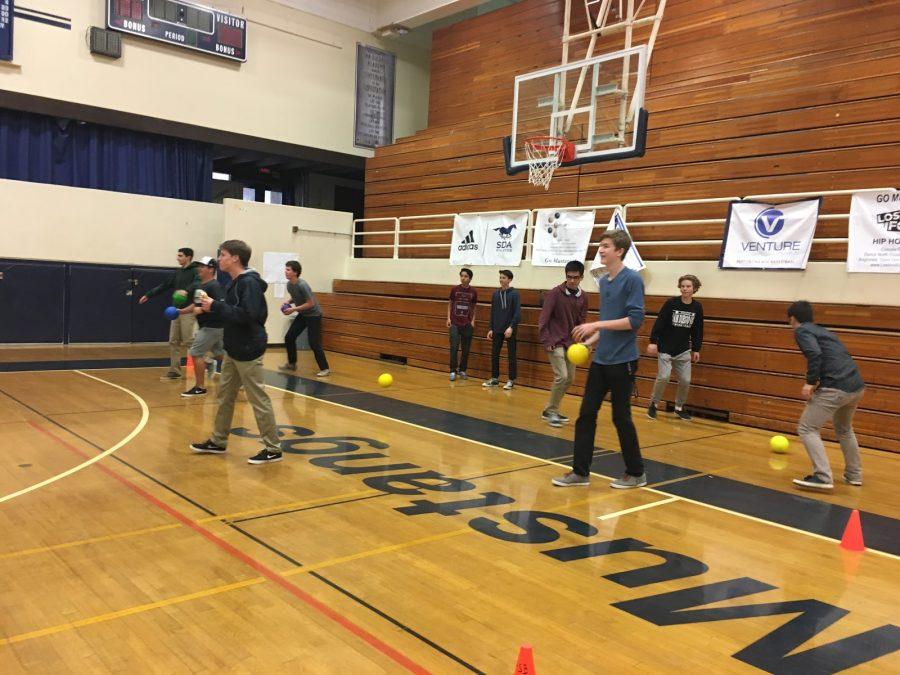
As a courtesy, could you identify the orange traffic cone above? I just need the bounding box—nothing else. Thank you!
[514,644,536,675]
[839,509,865,552]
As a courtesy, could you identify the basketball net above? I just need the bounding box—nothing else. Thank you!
[524,136,575,190]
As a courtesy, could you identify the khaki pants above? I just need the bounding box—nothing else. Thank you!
[210,356,280,451]
[544,346,576,414]
[798,387,864,483]
[168,314,196,373]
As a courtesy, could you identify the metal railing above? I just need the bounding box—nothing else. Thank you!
[351,188,896,261]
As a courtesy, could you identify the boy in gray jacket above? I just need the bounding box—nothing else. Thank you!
[788,301,866,490]
[483,270,521,390]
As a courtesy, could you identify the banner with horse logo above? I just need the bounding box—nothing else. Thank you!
[532,209,596,266]
[480,212,529,266]
[719,198,820,269]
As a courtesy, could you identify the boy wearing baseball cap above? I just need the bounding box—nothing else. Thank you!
[180,256,226,397]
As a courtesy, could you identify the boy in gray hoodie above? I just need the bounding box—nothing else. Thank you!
[483,270,521,390]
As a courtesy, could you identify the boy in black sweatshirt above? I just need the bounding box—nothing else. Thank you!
[483,270,521,390]
[647,274,704,421]
[190,240,282,465]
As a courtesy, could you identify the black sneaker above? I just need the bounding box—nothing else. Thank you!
[181,386,207,398]
[674,409,692,421]
[248,449,283,464]
[160,371,182,380]
[647,403,657,420]
[190,439,226,454]
[793,475,834,490]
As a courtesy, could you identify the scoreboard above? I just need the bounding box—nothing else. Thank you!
[108,0,247,62]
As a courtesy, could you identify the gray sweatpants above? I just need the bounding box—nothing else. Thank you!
[798,387,865,483]
[650,350,692,408]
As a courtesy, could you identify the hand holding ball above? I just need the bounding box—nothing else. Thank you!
[566,343,590,366]
[172,290,189,308]
[377,373,393,388]
[770,435,790,454]
[281,302,293,315]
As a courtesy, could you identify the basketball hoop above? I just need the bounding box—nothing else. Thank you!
[524,136,575,190]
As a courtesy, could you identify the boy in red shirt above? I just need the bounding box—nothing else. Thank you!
[447,268,477,381]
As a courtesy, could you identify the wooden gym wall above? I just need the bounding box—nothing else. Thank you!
[362,0,900,260]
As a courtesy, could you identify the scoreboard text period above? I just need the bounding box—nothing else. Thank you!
[108,0,246,62]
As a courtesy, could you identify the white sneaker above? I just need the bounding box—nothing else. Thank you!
[316,369,330,377]
[503,380,514,390]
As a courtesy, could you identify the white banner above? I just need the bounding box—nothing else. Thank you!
[532,209,596,266]
[719,199,820,269]
[847,190,900,273]
[481,212,528,266]
[590,211,646,282]
[450,214,487,265]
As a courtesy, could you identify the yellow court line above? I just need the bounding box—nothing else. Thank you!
[0,578,265,646]
[0,371,150,504]
[265,382,900,563]
[0,524,180,561]
[0,462,538,562]
[285,527,474,577]
[0,527,477,647]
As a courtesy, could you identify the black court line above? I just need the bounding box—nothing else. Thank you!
[0,385,477,673]
[266,370,900,557]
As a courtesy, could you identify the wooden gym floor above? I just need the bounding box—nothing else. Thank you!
[1,346,898,673]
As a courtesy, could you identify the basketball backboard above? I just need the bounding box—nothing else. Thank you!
[504,45,648,174]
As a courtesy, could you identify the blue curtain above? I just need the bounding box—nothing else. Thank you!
[0,108,212,201]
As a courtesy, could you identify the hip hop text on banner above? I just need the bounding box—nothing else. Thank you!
[847,190,900,273]
[719,198,820,269]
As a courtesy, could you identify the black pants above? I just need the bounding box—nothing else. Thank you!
[449,324,473,372]
[490,329,517,380]
[573,361,644,477]
[285,315,329,370]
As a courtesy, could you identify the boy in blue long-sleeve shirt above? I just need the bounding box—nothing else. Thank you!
[553,230,647,489]
[483,270,521,390]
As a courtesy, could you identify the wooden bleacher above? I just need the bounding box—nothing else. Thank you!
[320,280,900,454]
[362,0,900,260]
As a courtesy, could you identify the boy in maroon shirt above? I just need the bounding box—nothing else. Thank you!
[538,261,588,426]
[447,268,477,381]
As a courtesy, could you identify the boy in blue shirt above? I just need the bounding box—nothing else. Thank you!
[553,230,647,489]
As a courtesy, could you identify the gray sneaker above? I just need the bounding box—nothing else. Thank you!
[278,362,296,372]
[449,371,457,382]
[552,471,590,487]
[459,371,468,380]
[482,378,500,388]
[547,413,564,428]
[160,371,181,380]
[610,473,648,489]
[541,410,570,423]
[843,473,862,486]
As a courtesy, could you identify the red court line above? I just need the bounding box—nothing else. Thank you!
[27,420,430,675]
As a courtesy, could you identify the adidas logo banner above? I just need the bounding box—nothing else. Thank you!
[532,209,596,267]
[450,214,488,265]
[481,212,528,266]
